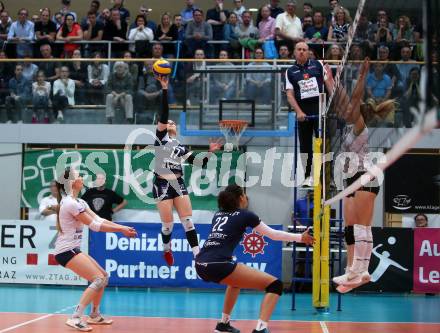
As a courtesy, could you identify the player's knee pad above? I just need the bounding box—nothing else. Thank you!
[344,226,355,245]
[265,279,283,296]
[161,222,174,235]
[89,276,106,291]
[181,216,195,232]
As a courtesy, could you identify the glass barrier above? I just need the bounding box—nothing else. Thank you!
[0,56,424,128]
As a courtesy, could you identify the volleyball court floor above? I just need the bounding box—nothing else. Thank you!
[0,285,439,333]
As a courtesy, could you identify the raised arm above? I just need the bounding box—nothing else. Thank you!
[156,75,169,132]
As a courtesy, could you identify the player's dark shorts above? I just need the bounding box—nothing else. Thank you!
[195,261,238,283]
[345,171,380,198]
[153,176,188,201]
[55,248,81,267]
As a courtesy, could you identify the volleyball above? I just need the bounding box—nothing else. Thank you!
[153,59,172,76]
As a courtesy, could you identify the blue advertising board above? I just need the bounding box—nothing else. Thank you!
[89,223,282,288]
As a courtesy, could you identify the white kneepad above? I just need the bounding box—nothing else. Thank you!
[181,216,195,232]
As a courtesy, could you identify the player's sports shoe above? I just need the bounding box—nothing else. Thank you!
[164,250,174,266]
[251,328,270,333]
[66,318,92,331]
[301,176,314,187]
[336,272,371,294]
[332,272,350,285]
[87,314,113,325]
[215,321,240,333]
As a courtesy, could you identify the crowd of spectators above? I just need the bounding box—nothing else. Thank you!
[0,0,427,126]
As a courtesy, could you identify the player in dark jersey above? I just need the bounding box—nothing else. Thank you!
[196,184,314,333]
[154,75,222,266]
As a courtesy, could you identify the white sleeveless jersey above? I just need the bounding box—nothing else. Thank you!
[341,125,370,172]
[54,195,88,255]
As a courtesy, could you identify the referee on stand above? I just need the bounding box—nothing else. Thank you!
[286,41,325,187]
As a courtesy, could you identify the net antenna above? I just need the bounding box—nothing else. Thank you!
[219,120,248,151]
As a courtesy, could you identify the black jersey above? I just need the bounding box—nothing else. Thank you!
[197,209,261,262]
[154,128,190,176]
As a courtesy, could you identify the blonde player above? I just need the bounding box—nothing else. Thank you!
[54,168,137,331]
[324,58,397,292]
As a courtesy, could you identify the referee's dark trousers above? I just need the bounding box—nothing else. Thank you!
[298,117,319,179]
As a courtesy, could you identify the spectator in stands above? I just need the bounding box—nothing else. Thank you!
[305,10,328,42]
[5,64,31,123]
[275,0,303,52]
[81,0,101,26]
[21,55,39,82]
[233,0,246,22]
[414,213,428,228]
[31,14,39,24]
[258,5,276,43]
[185,9,213,57]
[377,45,402,98]
[31,70,51,123]
[99,8,111,26]
[82,10,105,56]
[328,6,351,42]
[136,59,161,122]
[325,43,343,61]
[223,12,240,58]
[56,13,83,58]
[181,0,199,25]
[103,8,128,56]
[326,0,339,27]
[397,46,416,87]
[353,13,374,56]
[82,173,127,221]
[88,51,109,104]
[105,61,133,124]
[53,12,64,30]
[268,0,284,19]
[372,9,394,33]
[245,47,271,103]
[129,5,157,31]
[128,14,154,54]
[278,44,291,61]
[123,51,139,89]
[303,3,313,17]
[57,0,77,22]
[34,8,57,56]
[236,11,259,55]
[7,8,34,58]
[212,49,236,101]
[366,63,392,104]
[302,15,313,33]
[0,51,13,107]
[39,44,60,82]
[174,14,185,41]
[349,44,364,61]
[155,12,178,58]
[393,15,415,44]
[68,49,88,105]
[402,66,421,127]
[207,0,229,55]
[112,0,130,23]
[0,10,10,42]
[186,48,206,105]
[374,16,393,45]
[53,66,75,121]
[39,181,59,222]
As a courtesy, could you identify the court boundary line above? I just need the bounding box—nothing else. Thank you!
[320,321,330,333]
[0,306,75,333]
[1,312,439,326]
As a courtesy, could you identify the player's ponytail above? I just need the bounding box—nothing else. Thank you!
[218,184,244,212]
[55,168,71,233]
[361,98,398,123]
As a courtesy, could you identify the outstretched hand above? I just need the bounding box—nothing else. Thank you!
[301,227,315,246]
[155,75,169,89]
[122,226,137,238]
[358,57,370,79]
[208,138,224,153]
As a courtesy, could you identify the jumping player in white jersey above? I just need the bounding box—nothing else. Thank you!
[324,58,397,293]
[54,168,137,331]
[195,184,314,333]
[153,75,222,266]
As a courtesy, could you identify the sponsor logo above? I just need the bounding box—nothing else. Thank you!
[240,232,268,258]
[392,194,412,210]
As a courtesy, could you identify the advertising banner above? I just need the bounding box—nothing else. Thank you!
[89,223,282,288]
[0,220,88,285]
[413,228,440,293]
[21,149,243,211]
